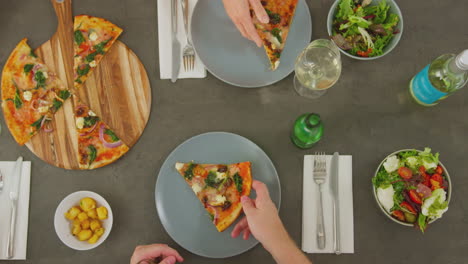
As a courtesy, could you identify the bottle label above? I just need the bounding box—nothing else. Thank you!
[411,65,447,105]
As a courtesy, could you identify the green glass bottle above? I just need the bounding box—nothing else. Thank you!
[291,113,324,149]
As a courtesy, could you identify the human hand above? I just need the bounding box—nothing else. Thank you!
[222,0,269,47]
[231,180,290,251]
[130,244,184,264]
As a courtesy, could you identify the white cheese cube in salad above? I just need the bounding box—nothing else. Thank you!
[377,185,394,213]
[383,155,400,173]
[422,188,449,219]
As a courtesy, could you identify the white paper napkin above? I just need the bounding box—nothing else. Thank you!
[157,0,207,79]
[302,155,354,254]
[0,161,31,260]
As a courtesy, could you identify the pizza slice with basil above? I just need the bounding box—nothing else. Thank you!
[175,162,252,232]
[1,39,71,145]
[73,100,129,169]
[73,15,123,89]
[250,0,299,70]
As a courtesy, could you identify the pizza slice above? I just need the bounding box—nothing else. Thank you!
[1,38,71,145]
[73,15,123,89]
[73,100,129,169]
[175,162,252,232]
[250,0,299,70]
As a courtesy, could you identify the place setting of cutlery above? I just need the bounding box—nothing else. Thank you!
[302,151,354,254]
[0,157,32,260]
[158,0,206,82]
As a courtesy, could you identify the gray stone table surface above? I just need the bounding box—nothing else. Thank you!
[1,0,468,263]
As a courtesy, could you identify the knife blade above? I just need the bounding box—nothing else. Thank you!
[330,152,341,255]
[171,0,181,83]
[6,156,23,259]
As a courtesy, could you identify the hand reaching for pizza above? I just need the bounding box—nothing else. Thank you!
[232,181,311,264]
[130,244,184,264]
[231,180,289,250]
[222,0,269,47]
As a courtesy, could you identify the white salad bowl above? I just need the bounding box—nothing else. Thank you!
[372,149,452,227]
[327,0,404,60]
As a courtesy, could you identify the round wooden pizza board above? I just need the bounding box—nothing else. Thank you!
[24,0,151,170]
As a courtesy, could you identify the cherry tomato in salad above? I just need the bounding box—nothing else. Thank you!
[408,189,423,205]
[398,167,413,180]
[419,166,431,186]
[435,165,443,175]
[357,48,373,57]
[392,210,406,222]
[431,173,443,183]
[400,201,417,214]
[430,179,441,190]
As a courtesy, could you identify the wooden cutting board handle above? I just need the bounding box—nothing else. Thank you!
[50,0,74,89]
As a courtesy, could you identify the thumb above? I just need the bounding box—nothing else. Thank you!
[159,256,176,264]
[241,196,256,215]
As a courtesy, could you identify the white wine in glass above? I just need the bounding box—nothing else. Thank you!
[294,39,342,99]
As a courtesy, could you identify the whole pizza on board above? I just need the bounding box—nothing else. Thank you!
[1,15,129,170]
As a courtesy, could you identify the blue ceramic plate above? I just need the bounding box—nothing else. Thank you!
[155,132,281,258]
[191,0,312,88]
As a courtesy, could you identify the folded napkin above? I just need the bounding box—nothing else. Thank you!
[0,161,31,260]
[157,0,206,79]
[302,155,354,254]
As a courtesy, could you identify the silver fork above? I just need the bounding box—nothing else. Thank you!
[181,0,195,71]
[313,152,327,249]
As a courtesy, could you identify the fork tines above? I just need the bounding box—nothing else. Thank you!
[183,53,195,71]
[313,152,327,180]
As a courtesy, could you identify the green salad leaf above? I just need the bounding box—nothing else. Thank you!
[418,214,427,233]
[336,0,354,20]
[383,13,400,30]
[372,0,390,24]
[369,34,392,57]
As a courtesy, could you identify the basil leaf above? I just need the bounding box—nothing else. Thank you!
[75,78,83,84]
[24,64,34,74]
[205,171,218,188]
[51,99,63,112]
[85,51,98,63]
[271,28,282,43]
[34,71,47,88]
[30,49,37,58]
[233,173,243,193]
[83,116,99,128]
[58,90,71,100]
[13,88,23,109]
[31,116,44,130]
[88,145,97,165]
[273,51,281,58]
[74,30,85,45]
[265,8,281,24]
[77,64,90,77]
[185,163,196,180]
[104,129,120,142]
[94,38,112,54]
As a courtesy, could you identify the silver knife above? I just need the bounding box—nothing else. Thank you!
[7,156,23,259]
[171,0,181,83]
[330,152,341,255]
